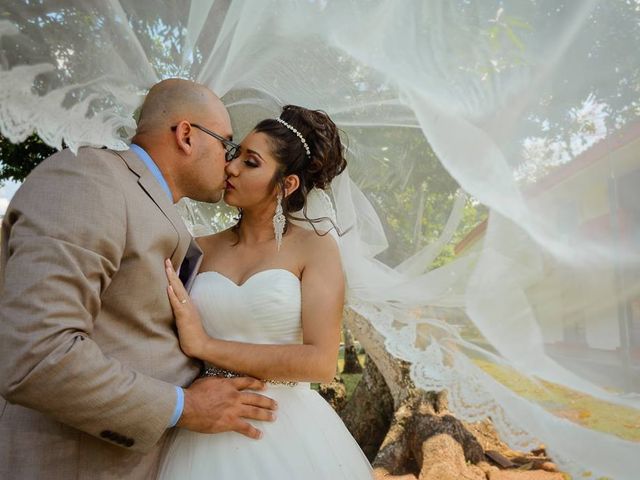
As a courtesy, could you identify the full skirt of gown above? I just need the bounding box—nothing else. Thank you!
[158,383,373,479]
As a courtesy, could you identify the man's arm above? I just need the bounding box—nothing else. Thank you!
[0,150,177,452]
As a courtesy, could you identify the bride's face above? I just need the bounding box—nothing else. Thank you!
[223,131,280,209]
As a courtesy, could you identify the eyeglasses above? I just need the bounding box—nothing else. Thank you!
[171,123,240,162]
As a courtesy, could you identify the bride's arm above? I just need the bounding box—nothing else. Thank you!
[165,235,344,384]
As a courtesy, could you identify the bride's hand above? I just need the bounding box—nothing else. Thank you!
[165,259,208,358]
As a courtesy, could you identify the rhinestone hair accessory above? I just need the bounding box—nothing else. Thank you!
[275,117,311,157]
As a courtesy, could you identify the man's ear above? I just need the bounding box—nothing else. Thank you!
[284,174,300,198]
[173,121,193,155]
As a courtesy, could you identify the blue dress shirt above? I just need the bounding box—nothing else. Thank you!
[129,144,185,428]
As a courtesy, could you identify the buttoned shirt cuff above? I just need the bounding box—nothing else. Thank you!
[168,386,185,427]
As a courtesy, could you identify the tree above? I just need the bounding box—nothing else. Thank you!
[341,325,363,374]
[0,2,203,183]
[0,134,55,184]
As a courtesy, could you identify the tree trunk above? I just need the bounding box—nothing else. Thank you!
[341,307,564,479]
[342,325,363,374]
[340,354,394,461]
[317,374,348,412]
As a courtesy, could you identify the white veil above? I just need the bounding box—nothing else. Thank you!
[2,1,640,477]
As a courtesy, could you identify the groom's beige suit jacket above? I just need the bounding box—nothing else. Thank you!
[0,147,202,479]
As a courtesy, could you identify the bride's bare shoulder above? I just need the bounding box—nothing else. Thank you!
[195,228,236,250]
[291,225,340,261]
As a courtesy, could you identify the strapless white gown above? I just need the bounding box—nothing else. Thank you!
[157,269,373,479]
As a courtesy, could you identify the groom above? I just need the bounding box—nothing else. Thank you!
[0,79,277,479]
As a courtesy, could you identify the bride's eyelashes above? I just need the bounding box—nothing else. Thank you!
[244,157,259,168]
[236,147,260,168]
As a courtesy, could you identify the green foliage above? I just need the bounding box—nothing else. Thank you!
[0,134,56,184]
[0,3,206,185]
[346,125,487,269]
[1,4,195,80]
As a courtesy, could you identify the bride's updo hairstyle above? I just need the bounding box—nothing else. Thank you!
[254,105,347,233]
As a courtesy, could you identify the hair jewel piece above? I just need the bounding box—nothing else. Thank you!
[275,117,311,157]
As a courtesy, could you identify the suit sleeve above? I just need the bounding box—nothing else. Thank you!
[0,149,177,453]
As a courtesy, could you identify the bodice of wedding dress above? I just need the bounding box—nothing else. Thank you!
[190,269,303,346]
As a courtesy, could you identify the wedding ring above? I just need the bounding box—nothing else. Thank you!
[180,299,187,304]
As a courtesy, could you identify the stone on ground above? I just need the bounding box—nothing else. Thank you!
[488,470,565,480]
[419,434,485,480]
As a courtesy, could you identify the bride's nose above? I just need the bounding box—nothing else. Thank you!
[225,158,239,176]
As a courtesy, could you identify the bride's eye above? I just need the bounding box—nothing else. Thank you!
[245,157,259,168]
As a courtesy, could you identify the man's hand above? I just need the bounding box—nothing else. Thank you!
[177,376,277,439]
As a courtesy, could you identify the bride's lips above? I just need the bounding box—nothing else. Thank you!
[225,180,235,190]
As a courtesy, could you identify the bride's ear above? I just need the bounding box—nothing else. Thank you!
[283,174,300,198]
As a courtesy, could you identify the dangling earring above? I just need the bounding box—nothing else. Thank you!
[273,193,286,252]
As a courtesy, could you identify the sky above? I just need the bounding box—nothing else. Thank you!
[0,181,20,215]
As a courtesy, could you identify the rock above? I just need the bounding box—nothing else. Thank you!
[510,455,558,471]
[464,419,515,454]
[530,446,547,457]
[512,456,551,464]
[373,471,417,480]
[408,412,485,465]
[485,450,516,468]
[488,470,565,480]
[419,434,485,480]
[540,462,557,472]
[477,461,499,474]
[468,465,489,479]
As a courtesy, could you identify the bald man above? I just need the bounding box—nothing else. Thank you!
[0,79,277,479]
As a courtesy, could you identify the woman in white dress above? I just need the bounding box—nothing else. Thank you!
[158,105,373,479]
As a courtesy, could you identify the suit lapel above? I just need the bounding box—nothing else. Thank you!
[181,239,204,291]
[111,149,196,270]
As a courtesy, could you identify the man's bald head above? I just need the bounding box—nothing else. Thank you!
[130,79,232,204]
[135,78,228,135]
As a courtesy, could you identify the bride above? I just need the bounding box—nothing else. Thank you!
[158,105,373,479]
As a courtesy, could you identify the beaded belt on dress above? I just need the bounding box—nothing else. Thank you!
[203,366,298,387]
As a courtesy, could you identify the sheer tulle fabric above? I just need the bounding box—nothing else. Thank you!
[1,1,639,478]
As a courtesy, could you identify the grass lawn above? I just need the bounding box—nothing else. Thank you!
[338,355,366,399]
[474,358,640,444]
